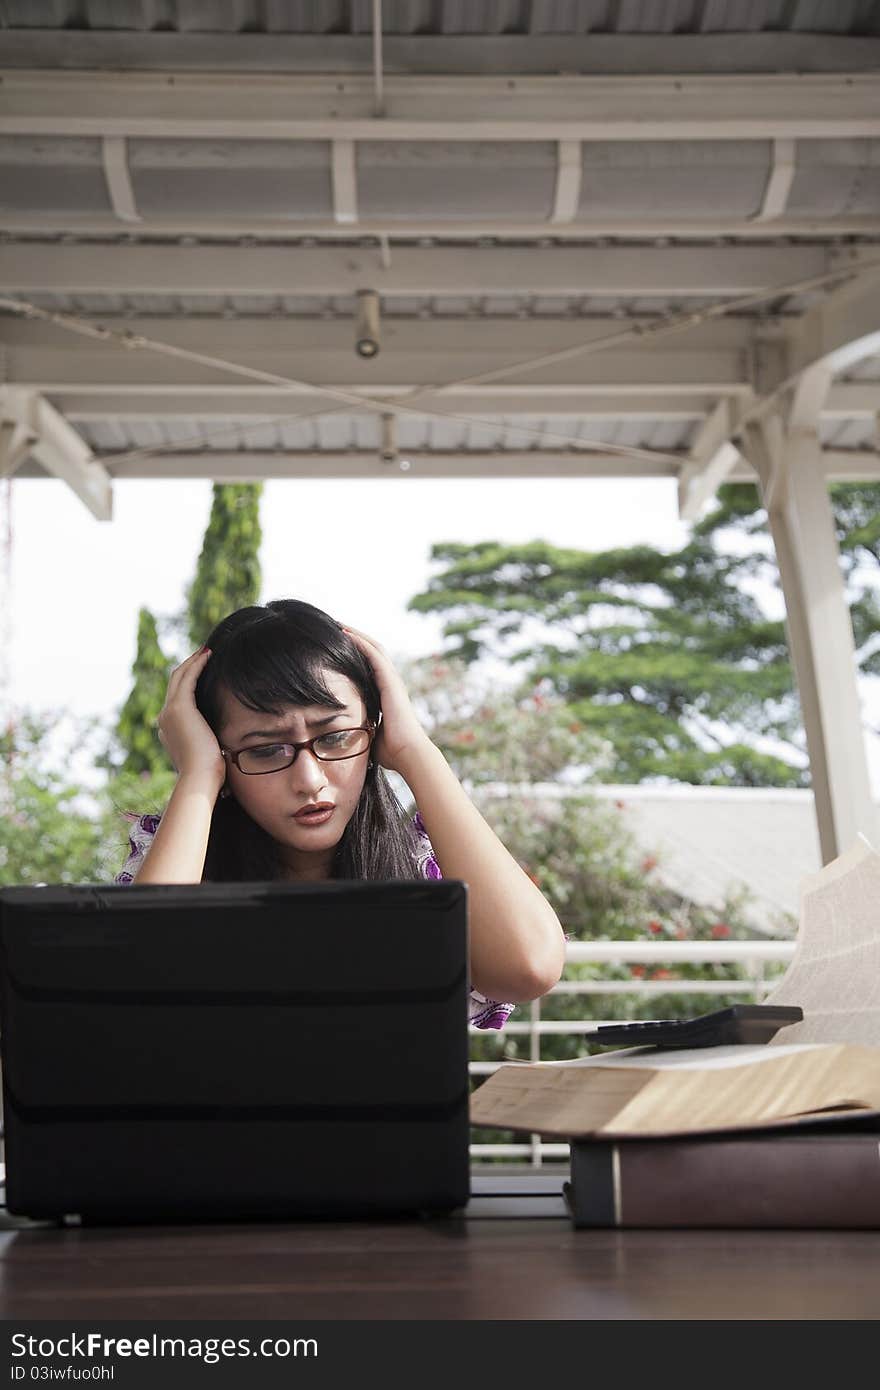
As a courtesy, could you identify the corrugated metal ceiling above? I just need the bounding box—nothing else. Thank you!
[2,0,878,36]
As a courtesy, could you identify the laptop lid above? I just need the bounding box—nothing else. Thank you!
[0,879,470,1222]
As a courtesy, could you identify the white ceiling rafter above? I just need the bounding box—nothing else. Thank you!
[12,449,877,485]
[2,72,877,142]
[4,243,875,300]
[3,215,877,239]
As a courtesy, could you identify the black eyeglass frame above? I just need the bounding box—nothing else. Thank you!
[221,723,376,775]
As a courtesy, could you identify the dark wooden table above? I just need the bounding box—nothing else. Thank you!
[2,1170,879,1321]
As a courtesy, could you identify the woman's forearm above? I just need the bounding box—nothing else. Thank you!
[131,773,221,884]
[397,737,566,1003]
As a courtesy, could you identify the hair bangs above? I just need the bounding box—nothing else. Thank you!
[214,621,348,719]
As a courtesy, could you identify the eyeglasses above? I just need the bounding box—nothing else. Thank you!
[221,725,375,775]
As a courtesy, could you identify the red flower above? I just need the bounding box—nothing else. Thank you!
[652,969,674,981]
[641,855,658,873]
[711,924,731,939]
[630,965,646,978]
[568,722,582,733]
[648,920,663,935]
[615,799,626,810]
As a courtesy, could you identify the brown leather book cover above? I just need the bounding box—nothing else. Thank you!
[564,1126,880,1228]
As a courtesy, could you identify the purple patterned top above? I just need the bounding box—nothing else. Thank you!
[114,807,514,1031]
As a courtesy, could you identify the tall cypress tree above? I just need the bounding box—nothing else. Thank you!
[112,607,174,776]
[186,483,264,647]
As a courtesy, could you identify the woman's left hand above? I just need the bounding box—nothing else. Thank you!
[341,625,432,775]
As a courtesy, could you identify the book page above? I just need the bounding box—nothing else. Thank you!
[765,837,880,1046]
[521,1043,830,1071]
[469,1042,880,1137]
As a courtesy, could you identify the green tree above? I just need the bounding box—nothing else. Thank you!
[409,481,880,786]
[0,711,112,885]
[185,483,263,647]
[108,607,174,777]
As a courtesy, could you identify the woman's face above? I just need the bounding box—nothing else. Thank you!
[217,669,371,880]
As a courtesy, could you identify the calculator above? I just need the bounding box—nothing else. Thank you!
[591,1004,803,1049]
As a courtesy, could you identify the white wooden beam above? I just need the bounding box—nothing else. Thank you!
[0,242,852,299]
[2,33,879,77]
[0,387,112,519]
[0,319,753,395]
[101,135,141,224]
[53,388,715,419]
[19,450,690,481]
[3,213,878,239]
[2,72,877,141]
[741,414,878,862]
[14,449,878,484]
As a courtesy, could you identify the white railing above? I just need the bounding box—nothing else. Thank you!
[468,938,796,1167]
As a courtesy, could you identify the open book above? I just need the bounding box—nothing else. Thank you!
[471,838,880,1140]
[468,1040,880,1138]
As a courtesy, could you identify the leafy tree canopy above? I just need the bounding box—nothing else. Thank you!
[408,482,880,786]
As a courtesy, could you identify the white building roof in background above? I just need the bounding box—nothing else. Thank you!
[478,783,880,935]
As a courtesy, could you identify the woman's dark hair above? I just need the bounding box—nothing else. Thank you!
[193,599,420,882]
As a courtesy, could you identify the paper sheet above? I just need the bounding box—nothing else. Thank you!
[765,836,880,1047]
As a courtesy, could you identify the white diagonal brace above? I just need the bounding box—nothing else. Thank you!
[0,388,112,520]
[0,417,34,478]
[678,397,749,520]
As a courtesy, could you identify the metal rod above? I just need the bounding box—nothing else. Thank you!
[372,0,384,118]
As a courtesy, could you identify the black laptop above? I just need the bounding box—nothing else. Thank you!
[0,879,470,1224]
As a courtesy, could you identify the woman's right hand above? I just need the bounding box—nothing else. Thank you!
[156,648,226,790]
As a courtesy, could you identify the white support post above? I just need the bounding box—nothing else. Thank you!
[742,407,877,862]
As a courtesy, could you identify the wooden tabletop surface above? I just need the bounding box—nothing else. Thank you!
[2,1170,879,1321]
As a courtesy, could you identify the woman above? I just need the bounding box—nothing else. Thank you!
[115,599,566,1029]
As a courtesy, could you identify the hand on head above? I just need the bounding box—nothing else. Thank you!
[340,625,429,775]
[156,648,226,792]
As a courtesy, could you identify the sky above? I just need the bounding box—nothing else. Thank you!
[4,473,879,796]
